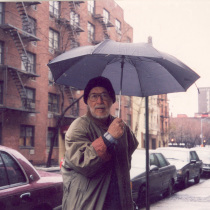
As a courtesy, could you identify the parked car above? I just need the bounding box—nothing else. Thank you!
[130,149,177,208]
[0,145,63,210]
[156,147,203,188]
[192,147,210,176]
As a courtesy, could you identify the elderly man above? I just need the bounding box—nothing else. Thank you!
[61,76,138,210]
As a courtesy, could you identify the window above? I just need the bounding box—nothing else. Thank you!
[47,128,58,147]
[48,93,59,113]
[125,96,131,107]
[0,3,4,24]
[49,29,59,52]
[0,151,26,187]
[115,19,121,34]
[149,154,159,167]
[0,81,3,104]
[0,41,3,64]
[48,69,54,85]
[155,153,168,167]
[127,114,131,127]
[49,1,60,18]
[69,98,79,116]
[126,37,131,43]
[88,1,94,14]
[103,9,109,24]
[24,87,35,109]
[87,22,95,43]
[70,11,79,27]
[21,52,36,74]
[19,125,34,147]
[29,16,36,35]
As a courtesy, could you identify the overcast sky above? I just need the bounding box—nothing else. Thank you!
[116,0,210,117]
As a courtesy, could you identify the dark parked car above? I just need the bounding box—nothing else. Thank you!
[0,145,63,210]
[156,147,203,188]
[130,149,177,208]
[192,147,210,176]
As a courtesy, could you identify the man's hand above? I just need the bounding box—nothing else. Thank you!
[107,118,125,139]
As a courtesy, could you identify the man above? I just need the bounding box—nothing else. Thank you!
[61,76,138,210]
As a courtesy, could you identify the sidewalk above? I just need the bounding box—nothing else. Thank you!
[142,179,210,210]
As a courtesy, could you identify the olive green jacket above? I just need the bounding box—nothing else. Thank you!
[61,114,138,210]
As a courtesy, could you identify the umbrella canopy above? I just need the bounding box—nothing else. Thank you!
[48,39,200,97]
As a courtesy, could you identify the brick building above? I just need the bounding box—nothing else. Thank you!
[0,1,133,165]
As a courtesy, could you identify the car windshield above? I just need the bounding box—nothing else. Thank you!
[131,151,146,170]
[196,150,210,161]
[158,150,188,162]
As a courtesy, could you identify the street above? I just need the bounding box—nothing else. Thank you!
[141,176,210,210]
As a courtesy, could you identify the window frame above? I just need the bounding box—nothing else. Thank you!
[19,125,35,148]
[87,22,95,43]
[87,1,95,14]
[0,3,4,25]
[48,93,59,113]
[115,19,121,34]
[0,151,27,188]
[70,11,79,27]
[103,9,109,24]
[49,28,59,52]
[21,51,36,74]
[49,1,60,18]
[0,81,3,105]
[47,127,58,147]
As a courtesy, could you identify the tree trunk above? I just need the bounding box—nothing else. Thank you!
[46,94,83,167]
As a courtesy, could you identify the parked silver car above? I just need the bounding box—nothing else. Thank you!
[192,147,210,176]
[130,149,177,208]
[156,147,203,188]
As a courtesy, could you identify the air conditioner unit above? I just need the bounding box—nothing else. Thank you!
[49,48,54,54]
[30,102,36,109]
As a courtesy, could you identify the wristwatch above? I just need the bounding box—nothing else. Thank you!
[104,132,116,144]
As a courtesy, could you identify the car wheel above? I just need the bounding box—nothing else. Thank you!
[163,179,173,197]
[137,185,146,208]
[194,172,200,184]
[182,174,189,189]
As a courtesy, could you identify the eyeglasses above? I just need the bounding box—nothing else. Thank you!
[89,93,110,102]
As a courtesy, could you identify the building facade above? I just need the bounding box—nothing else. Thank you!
[198,87,210,114]
[0,1,133,165]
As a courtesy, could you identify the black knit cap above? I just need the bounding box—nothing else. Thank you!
[84,76,116,104]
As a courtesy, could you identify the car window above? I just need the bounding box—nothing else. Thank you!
[0,154,9,187]
[155,153,168,167]
[190,151,199,161]
[1,151,26,186]
[150,154,159,167]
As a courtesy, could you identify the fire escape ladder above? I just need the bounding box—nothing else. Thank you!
[8,29,32,73]
[16,2,33,34]
[68,1,84,48]
[8,69,28,109]
[100,19,109,39]
[69,1,76,13]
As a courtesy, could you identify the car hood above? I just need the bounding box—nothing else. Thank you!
[167,159,187,170]
[130,167,145,180]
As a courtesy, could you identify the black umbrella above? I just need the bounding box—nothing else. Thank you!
[48,39,200,209]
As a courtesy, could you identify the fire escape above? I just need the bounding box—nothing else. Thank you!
[93,12,114,40]
[68,1,85,48]
[53,1,84,116]
[0,2,40,112]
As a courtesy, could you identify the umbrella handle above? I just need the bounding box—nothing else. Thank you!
[118,56,125,118]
